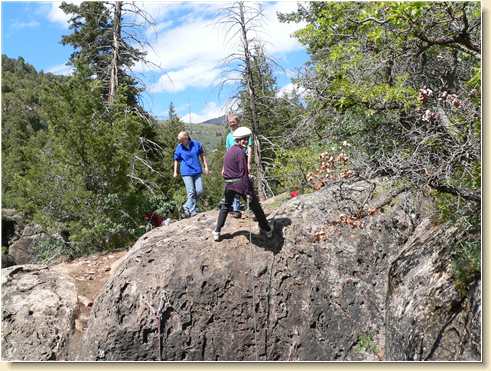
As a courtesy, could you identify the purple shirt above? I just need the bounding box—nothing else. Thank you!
[223,144,252,195]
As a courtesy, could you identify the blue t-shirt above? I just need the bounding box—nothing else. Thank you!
[225,131,253,150]
[173,139,204,176]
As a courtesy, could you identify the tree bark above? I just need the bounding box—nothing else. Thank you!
[109,1,122,104]
[238,2,267,199]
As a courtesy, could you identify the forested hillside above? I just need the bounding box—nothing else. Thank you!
[2,2,480,292]
[1,1,481,362]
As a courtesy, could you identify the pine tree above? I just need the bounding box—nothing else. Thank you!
[60,1,145,104]
[168,101,179,122]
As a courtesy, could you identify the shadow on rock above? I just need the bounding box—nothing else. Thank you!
[221,217,291,255]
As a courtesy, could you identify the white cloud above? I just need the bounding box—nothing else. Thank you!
[135,2,181,22]
[277,82,305,97]
[255,2,305,54]
[42,1,306,95]
[137,17,230,72]
[47,2,71,28]
[46,63,74,76]
[182,101,225,124]
[145,20,174,38]
[148,63,222,92]
[137,2,306,94]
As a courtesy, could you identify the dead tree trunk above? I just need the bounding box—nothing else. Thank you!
[109,1,122,104]
[238,2,267,199]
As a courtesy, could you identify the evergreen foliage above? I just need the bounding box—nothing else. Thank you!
[2,55,64,208]
[60,1,145,104]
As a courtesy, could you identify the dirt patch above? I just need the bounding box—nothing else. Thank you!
[51,249,128,357]
[51,250,128,333]
[53,250,128,302]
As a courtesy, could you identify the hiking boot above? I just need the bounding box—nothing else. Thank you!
[212,230,220,242]
[230,211,242,219]
[260,221,274,239]
[182,207,190,218]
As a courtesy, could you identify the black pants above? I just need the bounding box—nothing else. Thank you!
[215,189,270,232]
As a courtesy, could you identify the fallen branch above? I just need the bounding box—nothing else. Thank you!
[429,181,480,203]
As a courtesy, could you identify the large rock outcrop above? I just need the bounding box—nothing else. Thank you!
[8,224,49,265]
[2,209,24,247]
[2,209,64,266]
[79,179,481,361]
[1,265,78,361]
[2,209,24,268]
[385,219,481,360]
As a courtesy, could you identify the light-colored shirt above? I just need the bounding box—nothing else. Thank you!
[225,131,253,150]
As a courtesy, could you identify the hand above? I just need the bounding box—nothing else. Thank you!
[173,172,178,178]
[204,168,210,176]
[221,168,224,176]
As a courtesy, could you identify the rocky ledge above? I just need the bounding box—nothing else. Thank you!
[1,179,481,361]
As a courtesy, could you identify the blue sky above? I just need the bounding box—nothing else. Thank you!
[1,1,308,122]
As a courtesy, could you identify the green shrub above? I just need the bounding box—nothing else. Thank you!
[32,237,70,262]
[452,238,480,296]
[269,144,328,194]
[432,190,480,296]
[354,334,378,354]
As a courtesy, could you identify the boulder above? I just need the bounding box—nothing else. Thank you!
[8,237,36,265]
[1,265,78,361]
[385,219,481,360]
[1,254,15,268]
[7,224,59,265]
[79,179,480,361]
[2,209,24,247]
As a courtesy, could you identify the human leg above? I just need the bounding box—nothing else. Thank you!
[182,176,196,216]
[214,189,237,235]
[191,174,203,215]
[230,195,242,218]
[247,193,272,235]
[232,195,241,212]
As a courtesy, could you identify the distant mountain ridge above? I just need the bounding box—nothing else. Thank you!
[155,115,226,126]
[199,115,226,125]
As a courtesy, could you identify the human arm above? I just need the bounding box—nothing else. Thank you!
[200,152,209,175]
[198,142,209,175]
[173,146,182,178]
[173,160,179,178]
[247,145,253,173]
[237,149,253,195]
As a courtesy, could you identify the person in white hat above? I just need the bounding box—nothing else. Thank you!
[224,114,253,218]
[212,126,273,242]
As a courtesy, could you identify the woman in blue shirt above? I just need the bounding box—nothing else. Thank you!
[173,131,209,217]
